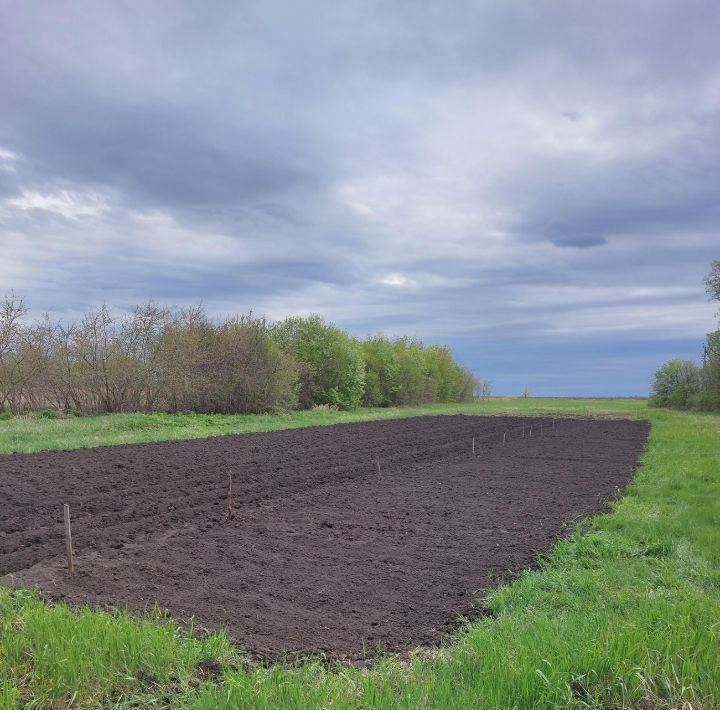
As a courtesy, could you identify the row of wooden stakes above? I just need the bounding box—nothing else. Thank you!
[61,418,559,573]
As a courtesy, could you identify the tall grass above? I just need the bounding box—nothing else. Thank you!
[0,400,718,708]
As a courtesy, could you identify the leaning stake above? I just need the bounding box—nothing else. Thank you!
[376,455,381,475]
[63,503,74,574]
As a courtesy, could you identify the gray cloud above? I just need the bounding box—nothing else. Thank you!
[1,0,719,394]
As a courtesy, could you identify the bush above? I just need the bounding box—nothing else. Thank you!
[697,339,720,410]
[156,312,298,414]
[272,315,365,410]
[649,359,701,408]
[36,409,59,419]
[0,294,479,415]
[393,338,429,405]
[423,345,476,402]
[361,336,477,407]
[650,261,720,411]
[361,336,400,407]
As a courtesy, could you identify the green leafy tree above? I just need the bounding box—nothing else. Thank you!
[361,336,400,407]
[0,293,481,415]
[272,315,365,409]
[704,259,720,305]
[699,262,720,409]
[649,359,700,408]
[649,260,720,411]
[424,345,470,402]
[392,338,428,405]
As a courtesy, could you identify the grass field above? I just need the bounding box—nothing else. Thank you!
[1,399,718,708]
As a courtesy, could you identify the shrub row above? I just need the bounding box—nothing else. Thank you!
[0,297,482,415]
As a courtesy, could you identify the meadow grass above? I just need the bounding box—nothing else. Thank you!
[0,398,645,455]
[0,400,718,708]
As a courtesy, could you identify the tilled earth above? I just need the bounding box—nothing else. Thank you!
[0,414,649,659]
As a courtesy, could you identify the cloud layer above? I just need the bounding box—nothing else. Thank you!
[1,1,719,395]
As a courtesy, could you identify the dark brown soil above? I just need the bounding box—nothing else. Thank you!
[0,415,649,660]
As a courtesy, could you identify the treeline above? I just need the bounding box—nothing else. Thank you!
[0,296,482,415]
[649,260,720,411]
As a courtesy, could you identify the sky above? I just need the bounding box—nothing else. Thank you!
[1,1,719,396]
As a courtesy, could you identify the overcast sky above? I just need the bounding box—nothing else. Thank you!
[1,1,718,396]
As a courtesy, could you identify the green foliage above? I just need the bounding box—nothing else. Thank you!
[272,315,366,409]
[35,408,59,419]
[361,336,400,407]
[0,398,642,455]
[695,330,720,410]
[0,401,718,707]
[423,345,453,401]
[649,358,701,408]
[650,260,720,412]
[1,296,478,416]
[0,408,12,421]
[360,337,475,407]
[156,312,298,414]
[393,337,428,405]
[703,259,720,304]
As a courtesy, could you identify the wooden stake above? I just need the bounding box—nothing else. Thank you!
[529,426,533,437]
[502,432,506,446]
[540,423,543,435]
[376,455,381,475]
[472,437,475,456]
[63,503,74,574]
[522,424,525,437]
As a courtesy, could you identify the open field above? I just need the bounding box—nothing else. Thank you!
[2,415,648,660]
[0,399,719,707]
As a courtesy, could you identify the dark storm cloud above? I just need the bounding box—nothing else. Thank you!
[2,90,316,208]
[1,0,719,394]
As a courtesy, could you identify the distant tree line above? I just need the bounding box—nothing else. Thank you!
[649,260,720,411]
[0,297,483,415]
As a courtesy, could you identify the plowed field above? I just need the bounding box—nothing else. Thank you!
[0,415,649,659]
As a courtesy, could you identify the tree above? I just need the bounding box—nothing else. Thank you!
[361,336,400,407]
[649,359,701,408]
[156,310,298,414]
[272,315,365,409]
[704,259,720,306]
[699,262,720,410]
[0,295,482,414]
[392,338,428,405]
[0,293,50,412]
[476,380,493,400]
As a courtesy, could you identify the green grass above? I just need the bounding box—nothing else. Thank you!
[1,399,718,708]
[0,398,645,455]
